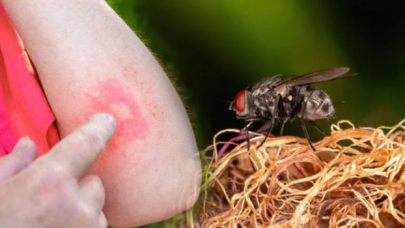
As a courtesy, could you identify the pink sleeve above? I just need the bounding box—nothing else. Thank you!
[0,3,60,157]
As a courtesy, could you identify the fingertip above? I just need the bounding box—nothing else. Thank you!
[0,136,38,181]
[102,113,116,130]
[12,136,37,160]
[91,113,116,134]
[13,136,33,150]
[98,212,108,228]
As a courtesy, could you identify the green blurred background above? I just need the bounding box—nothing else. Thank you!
[106,1,405,226]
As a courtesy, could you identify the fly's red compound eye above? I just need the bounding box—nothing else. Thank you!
[234,91,246,112]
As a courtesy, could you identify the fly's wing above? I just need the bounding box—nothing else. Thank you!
[276,67,353,87]
[251,75,283,91]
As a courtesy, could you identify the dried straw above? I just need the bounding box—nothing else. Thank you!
[199,119,405,228]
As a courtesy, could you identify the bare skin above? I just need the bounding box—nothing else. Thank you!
[1,0,202,227]
[0,114,115,228]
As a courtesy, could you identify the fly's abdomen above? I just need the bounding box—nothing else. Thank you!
[298,86,335,120]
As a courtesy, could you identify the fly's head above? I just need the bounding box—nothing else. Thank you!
[229,90,255,119]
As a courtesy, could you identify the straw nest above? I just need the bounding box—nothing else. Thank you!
[199,119,405,228]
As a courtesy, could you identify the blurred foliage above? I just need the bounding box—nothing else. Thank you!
[106,0,405,226]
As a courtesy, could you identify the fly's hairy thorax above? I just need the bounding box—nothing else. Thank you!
[250,77,283,118]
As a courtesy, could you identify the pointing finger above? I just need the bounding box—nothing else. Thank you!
[37,113,116,179]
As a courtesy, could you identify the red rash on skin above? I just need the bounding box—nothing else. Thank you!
[85,79,149,150]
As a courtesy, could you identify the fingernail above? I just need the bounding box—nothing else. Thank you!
[103,113,116,129]
[15,136,32,150]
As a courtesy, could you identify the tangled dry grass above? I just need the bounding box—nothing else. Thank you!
[199,119,405,228]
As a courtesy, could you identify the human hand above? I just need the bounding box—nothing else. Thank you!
[0,113,116,228]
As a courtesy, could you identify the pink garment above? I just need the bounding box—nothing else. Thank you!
[0,3,60,157]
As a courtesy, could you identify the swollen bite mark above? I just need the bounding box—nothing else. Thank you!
[85,78,149,150]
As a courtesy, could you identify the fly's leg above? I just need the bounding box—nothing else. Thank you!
[278,94,289,136]
[256,120,274,149]
[300,97,316,151]
[257,95,280,149]
[241,118,267,136]
[241,119,265,147]
[243,120,255,151]
[244,120,257,172]
[255,121,272,133]
[301,118,315,151]
[309,120,327,136]
[279,118,288,136]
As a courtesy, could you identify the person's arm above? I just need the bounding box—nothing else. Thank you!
[1,0,202,226]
